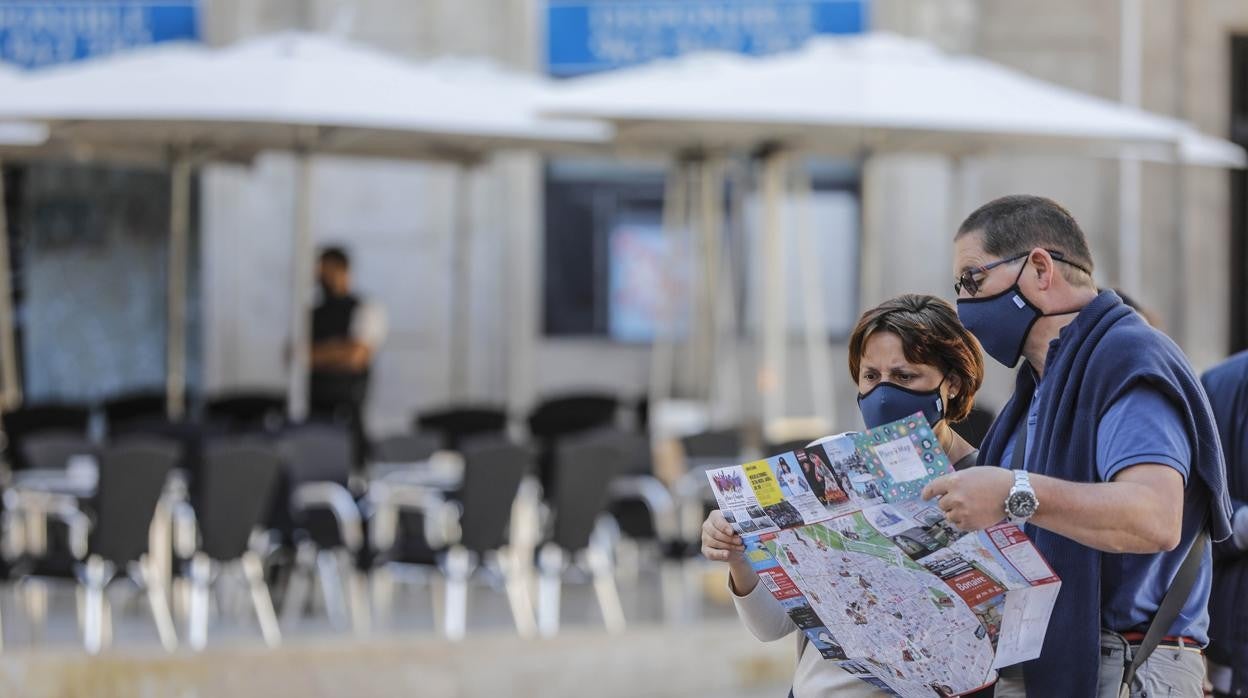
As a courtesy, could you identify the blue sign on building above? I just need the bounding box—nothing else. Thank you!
[0,1,198,69]
[547,0,867,76]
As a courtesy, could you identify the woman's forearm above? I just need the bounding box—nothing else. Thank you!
[728,559,759,595]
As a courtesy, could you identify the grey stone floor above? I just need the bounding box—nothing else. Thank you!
[0,564,795,698]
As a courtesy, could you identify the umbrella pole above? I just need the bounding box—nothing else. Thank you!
[0,163,20,411]
[721,160,749,426]
[1118,0,1144,295]
[695,156,722,402]
[648,158,689,422]
[287,154,314,421]
[759,149,787,435]
[165,156,191,420]
[448,163,473,402]
[858,151,879,306]
[792,160,833,432]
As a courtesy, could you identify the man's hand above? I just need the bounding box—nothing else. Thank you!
[921,466,1014,531]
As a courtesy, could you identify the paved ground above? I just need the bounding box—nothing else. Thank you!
[0,565,796,698]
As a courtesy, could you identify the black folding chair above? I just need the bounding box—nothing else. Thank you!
[276,423,369,634]
[528,393,620,499]
[102,390,168,434]
[676,427,746,545]
[1,403,90,472]
[185,440,282,650]
[371,438,535,639]
[19,431,97,471]
[537,428,629,636]
[79,438,181,654]
[369,432,441,480]
[203,392,287,434]
[415,405,507,451]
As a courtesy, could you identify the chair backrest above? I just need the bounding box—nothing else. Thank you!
[277,423,352,487]
[20,430,96,470]
[527,393,619,441]
[103,390,168,434]
[414,406,507,450]
[203,392,287,434]
[371,433,440,465]
[91,438,180,565]
[611,430,653,477]
[2,403,91,470]
[108,418,209,493]
[458,440,531,554]
[197,440,282,561]
[681,428,743,460]
[551,428,628,552]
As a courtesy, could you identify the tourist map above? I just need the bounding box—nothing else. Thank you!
[706,414,1060,697]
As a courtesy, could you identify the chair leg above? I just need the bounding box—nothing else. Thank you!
[141,555,179,653]
[82,556,110,655]
[316,550,350,631]
[430,570,445,632]
[241,552,281,649]
[280,542,315,628]
[337,550,370,638]
[586,544,626,635]
[371,567,396,631]
[0,585,7,653]
[442,545,472,641]
[173,575,192,632]
[497,547,536,639]
[188,553,212,651]
[659,558,688,624]
[537,544,563,638]
[21,579,48,646]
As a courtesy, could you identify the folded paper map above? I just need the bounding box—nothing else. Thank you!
[706,413,1060,697]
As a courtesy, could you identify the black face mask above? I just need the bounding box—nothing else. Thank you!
[956,253,1091,368]
[857,376,946,430]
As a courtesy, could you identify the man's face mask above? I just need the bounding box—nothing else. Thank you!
[955,250,1091,368]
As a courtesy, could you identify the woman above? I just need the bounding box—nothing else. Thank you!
[701,294,986,697]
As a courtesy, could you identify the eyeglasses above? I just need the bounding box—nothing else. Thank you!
[954,249,1091,297]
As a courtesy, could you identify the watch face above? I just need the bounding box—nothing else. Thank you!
[1006,491,1038,519]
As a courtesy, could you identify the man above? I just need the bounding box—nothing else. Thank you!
[922,195,1232,697]
[1201,351,1248,697]
[310,246,387,469]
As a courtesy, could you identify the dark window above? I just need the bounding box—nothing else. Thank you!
[542,158,860,342]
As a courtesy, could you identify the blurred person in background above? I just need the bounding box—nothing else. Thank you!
[1116,288,1165,330]
[701,294,987,698]
[310,245,387,470]
[1201,350,1248,698]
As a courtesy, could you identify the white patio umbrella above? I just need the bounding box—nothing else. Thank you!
[545,32,1237,162]
[543,32,1246,434]
[0,32,610,421]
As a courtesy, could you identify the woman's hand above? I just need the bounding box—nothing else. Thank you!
[702,510,745,563]
[703,510,760,595]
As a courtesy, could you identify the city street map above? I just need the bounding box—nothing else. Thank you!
[706,414,1060,697]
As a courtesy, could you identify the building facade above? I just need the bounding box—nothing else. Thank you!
[6,0,1245,436]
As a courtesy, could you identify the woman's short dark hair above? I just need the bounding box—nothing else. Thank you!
[847,294,985,424]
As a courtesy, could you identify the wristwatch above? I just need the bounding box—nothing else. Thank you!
[1004,470,1039,524]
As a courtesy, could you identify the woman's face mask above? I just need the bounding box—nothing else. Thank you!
[857,376,947,430]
